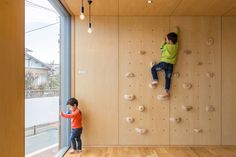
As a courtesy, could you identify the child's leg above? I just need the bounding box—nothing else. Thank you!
[164,63,174,94]
[151,62,165,83]
[76,128,83,151]
[70,129,77,151]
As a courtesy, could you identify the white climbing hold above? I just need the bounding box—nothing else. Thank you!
[206,72,214,78]
[205,105,215,112]
[150,61,157,67]
[197,61,203,66]
[138,50,146,55]
[193,128,202,133]
[126,117,135,123]
[169,117,182,123]
[124,94,135,101]
[125,72,135,78]
[135,128,147,134]
[149,83,157,89]
[173,72,180,78]
[157,94,169,101]
[138,105,145,112]
[182,105,193,111]
[184,49,192,55]
[182,83,192,89]
[207,37,214,46]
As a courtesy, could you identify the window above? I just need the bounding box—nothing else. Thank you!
[25,0,71,156]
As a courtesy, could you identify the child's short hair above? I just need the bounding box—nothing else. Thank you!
[167,32,178,44]
[67,97,78,107]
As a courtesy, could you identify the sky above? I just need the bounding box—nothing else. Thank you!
[25,0,60,64]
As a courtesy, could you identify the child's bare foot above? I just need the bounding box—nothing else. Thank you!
[149,83,156,88]
[157,92,170,100]
[69,149,76,154]
[161,92,170,98]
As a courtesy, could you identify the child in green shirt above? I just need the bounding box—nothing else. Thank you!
[150,27,179,98]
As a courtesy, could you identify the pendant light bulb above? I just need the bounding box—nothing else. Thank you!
[87,0,93,34]
[80,1,85,20]
[88,27,92,34]
[88,23,92,34]
[80,13,85,20]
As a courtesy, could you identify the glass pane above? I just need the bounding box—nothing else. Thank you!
[25,0,60,156]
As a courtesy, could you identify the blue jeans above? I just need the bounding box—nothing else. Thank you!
[151,62,174,92]
[70,128,83,150]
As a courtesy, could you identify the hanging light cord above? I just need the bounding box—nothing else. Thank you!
[89,3,91,24]
[88,0,92,27]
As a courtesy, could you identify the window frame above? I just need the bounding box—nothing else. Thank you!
[48,0,72,155]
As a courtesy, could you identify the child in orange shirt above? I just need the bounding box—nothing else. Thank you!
[61,98,83,154]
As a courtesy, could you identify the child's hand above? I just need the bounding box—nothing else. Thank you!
[162,37,167,44]
[60,111,64,116]
[176,26,180,33]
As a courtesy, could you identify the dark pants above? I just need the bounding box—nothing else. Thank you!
[151,62,174,92]
[71,128,83,150]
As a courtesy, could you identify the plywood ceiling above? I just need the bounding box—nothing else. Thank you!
[61,0,236,16]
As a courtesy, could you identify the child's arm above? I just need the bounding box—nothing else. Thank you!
[160,37,166,52]
[175,26,180,45]
[61,110,80,118]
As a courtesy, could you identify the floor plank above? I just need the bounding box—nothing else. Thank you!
[64,147,236,157]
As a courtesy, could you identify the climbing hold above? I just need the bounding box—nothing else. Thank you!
[150,61,157,67]
[182,105,193,111]
[193,128,202,133]
[197,61,203,66]
[125,72,135,78]
[138,50,146,55]
[126,117,135,123]
[138,105,145,112]
[182,83,192,89]
[207,37,214,46]
[157,94,169,101]
[173,72,180,78]
[184,49,192,55]
[205,105,215,112]
[149,83,157,89]
[169,117,182,123]
[135,128,147,134]
[124,94,135,101]
[206,72,214,78]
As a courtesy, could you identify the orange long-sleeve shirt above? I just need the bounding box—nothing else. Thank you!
[62,108,82,129]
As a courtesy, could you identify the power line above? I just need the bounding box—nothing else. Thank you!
[25,22,59,34]
[25,0,58,14]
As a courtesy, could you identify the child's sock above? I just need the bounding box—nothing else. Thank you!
[149,80,158,88]
[151,80,158,85]
[157,91,170,100]
[69,149,76,154]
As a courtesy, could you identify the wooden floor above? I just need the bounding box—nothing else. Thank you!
[64,146,236,157]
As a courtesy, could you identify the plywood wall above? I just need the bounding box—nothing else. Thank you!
[0,0,25,156]
[169,16,221,145]
[74,16,236,146]
[118,17,170,145]
[75,16,119,145]
[222,17,236,145]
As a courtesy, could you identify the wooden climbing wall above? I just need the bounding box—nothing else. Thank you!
[119,17,170,145]
[74,16,236,146]
[169,17,221,145]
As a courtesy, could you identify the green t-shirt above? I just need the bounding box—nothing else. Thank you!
[160,42,178,64]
